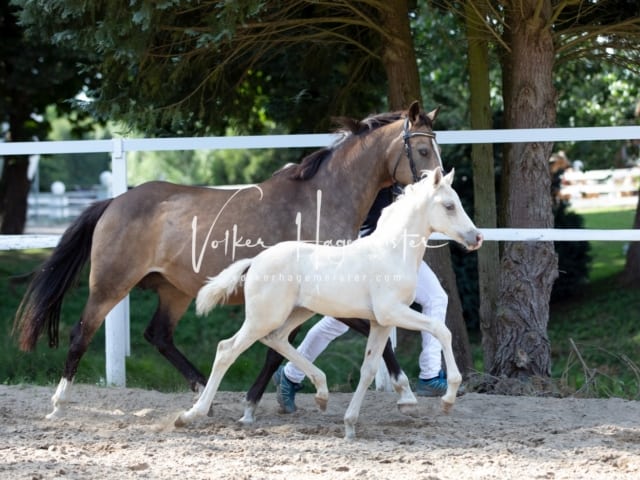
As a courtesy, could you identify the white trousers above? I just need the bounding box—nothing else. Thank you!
[283,260,447,383]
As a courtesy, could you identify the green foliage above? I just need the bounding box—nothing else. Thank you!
[548,206,638,398]
[550,285,640,399]
[555,61,639,169]
[1,0,97,136]
[412,5,472,128]
[12,0,388,135]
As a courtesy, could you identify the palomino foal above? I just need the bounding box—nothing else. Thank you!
[178,168,482,439]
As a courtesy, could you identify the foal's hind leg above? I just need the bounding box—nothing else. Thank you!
[339,318,417,413]
[241,326,301,425]
[175,320,271,427]
[343,323,392,440]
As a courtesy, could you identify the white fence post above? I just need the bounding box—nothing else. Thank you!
[105,138,130,387]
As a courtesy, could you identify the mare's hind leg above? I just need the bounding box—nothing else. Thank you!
[48,289,128,419]
[343,323,392,440]
[241,326,301,425]
[340,318,417,413]
[142,278,206,391]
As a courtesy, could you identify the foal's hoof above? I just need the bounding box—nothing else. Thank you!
[174,412,189,428]
[45,407,63,421]
[315,395,328,412]
[440,399,454,414]
[397,402,419,417]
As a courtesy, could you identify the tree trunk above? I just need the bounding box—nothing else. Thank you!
[379,0,473,373]
[465,0,500,369]
[620,193,640,287]
[379,1,422,109]
[0,156,30,233]
[0,111,32,234]
[492,0,558,378]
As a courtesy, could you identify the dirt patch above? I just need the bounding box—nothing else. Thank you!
[1,384,639,479]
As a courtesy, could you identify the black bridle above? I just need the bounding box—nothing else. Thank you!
[392,116,443,189]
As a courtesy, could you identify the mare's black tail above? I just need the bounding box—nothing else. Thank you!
[13,199,113,351]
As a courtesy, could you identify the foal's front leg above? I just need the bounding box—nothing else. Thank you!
[341,317,417,412]
[377,304,462,411]
[343,323,392,440]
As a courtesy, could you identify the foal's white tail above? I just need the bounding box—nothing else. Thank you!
[195,257,254,316]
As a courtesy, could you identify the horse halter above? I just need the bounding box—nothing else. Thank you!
[392,116,443,188]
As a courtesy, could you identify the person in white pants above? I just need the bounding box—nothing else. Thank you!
[273,259,453,413]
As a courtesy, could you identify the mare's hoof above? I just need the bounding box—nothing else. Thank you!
[238,413,255,425]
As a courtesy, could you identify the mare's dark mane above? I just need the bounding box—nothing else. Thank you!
[280,109,433,181]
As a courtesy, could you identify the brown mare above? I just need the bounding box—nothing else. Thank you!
[14,101,443,420]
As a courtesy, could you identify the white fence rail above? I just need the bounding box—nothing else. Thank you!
[1,126,640,388]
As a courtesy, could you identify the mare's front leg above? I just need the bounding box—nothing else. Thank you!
[339,318,417,413]
[240,327,302,424]
[343,323,392,440]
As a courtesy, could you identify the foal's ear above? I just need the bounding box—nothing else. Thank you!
[427,106,441,124]
[444,168,455,185]
[408,101,421,124]
[432,167,444,186]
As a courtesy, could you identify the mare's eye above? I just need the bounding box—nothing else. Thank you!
[418,148,429,156]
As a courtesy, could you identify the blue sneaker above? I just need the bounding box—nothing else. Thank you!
[416,370,465,397]
[273,366,302,413]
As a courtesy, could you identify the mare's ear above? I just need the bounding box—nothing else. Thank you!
[444,168,455,186]
[427,106,441,124]
[408,101,421,124]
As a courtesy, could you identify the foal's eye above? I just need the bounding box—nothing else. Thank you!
[444,203,455,212]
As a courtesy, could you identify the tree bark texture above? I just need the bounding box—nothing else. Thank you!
[0,156,30,234]
[465,0,500,369]
[379,0,473,373]
[492,0,558,378]
[379,0,422,109]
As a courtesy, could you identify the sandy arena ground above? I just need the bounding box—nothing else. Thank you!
[1,384,639,479]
